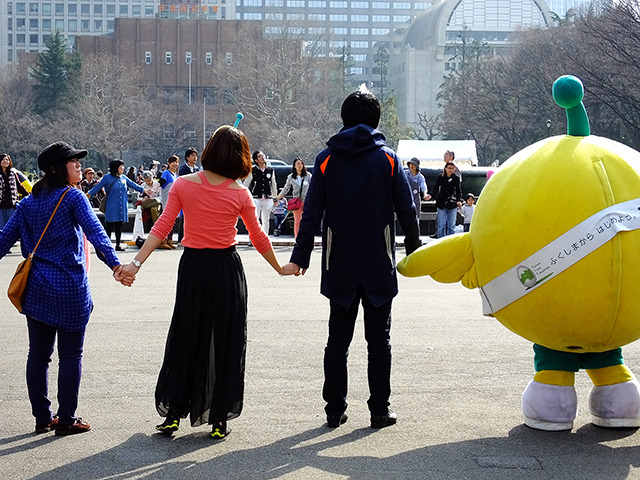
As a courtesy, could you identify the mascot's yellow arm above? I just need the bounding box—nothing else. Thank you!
[397,233,479,289]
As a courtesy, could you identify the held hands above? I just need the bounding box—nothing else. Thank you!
[121,262,140,281]
[113,265,136,286]
[282,262,304,276]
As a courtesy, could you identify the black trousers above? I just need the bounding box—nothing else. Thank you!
[323,284,392,417]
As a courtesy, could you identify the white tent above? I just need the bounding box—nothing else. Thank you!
[396,140,478,167]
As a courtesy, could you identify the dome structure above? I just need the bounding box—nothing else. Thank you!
[391,0,553,128]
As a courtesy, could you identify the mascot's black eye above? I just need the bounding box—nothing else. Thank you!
[566,346,583,350]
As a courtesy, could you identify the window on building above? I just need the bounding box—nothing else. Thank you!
[7,3,13,14]
[352,14,369,22]
[68,19,77,32]
[184,131,196,140]
[185,51,192,64]
[145,51,152,64]
[145,6,154,16]
[94,4,102,15]
[29,34,38,44]
[329,14,347,21]
[225,52,232,65]
[107,5,116,16]
[29,3,38,13]
[16,34,26,45]
[165,51,172,64]
[94,20,102,30]
[42,34,51,43]
[16,3,26,14]
[205,52,212,65]
[8,18,13,31]
[42,19,51,30]
[119,5,129,15]
[42,3,51,14]
[81,4,89,15]
[372,15,389,22]
[17,18,25,30]
[55,19,64,31]
[54,3,63,15]
[372,2,390,7]
[68,4,77,14]
[393,2,410,8]
[8,33,13,46]
[329,1,347,7]
[106,20,114,31]
[163,130,175,139]
[81,20,89,32]
[132,5,141,16]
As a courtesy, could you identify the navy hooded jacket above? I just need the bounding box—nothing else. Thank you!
[290,124,421,308]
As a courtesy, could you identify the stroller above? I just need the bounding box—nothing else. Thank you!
[272,197,291,236]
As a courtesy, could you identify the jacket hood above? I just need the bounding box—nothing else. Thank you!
[327,124,386,156]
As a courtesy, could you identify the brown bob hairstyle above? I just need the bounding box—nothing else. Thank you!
[201,125,252,180]
[0,153,13,171]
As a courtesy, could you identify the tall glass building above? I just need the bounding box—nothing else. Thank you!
[235,0,434,87]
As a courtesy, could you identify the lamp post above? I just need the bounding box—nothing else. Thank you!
[202,96,206,150]
[546,119,551,137]
[466,129,472,140]
[186,52,193,105]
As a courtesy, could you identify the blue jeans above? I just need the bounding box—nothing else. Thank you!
[0,207,15,230]
[437,207,457,238]
[26,317,86,426]
[323,285,393,417]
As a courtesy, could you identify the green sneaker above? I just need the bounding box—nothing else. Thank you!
[211,422,230,439]
[156,417,180,434]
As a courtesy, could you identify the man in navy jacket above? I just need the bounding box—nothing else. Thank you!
[287,87,421,429]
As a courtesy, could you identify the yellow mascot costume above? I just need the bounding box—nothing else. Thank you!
[398,75,640,431]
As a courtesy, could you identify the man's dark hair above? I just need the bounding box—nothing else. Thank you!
[340,90,381,129]
[185,148,197,161]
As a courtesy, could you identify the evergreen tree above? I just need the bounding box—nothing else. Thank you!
[30,32,81,116]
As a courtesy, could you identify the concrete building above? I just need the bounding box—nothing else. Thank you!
[234,0,435,88]
[390,0,554,127]
[0,0,234,65]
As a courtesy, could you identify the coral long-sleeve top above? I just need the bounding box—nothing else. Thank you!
[151,171,271,253]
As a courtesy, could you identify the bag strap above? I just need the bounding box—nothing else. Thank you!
[30,188,71,257]
[298,176,304,199]
[105,176,119,195]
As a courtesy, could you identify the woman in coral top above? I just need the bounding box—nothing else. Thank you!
[122,125,297,439]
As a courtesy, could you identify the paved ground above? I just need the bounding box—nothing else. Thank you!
[1,237,640,479]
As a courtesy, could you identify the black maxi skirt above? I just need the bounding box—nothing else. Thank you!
[155,246,247,427]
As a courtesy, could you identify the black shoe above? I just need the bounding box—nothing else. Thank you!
[326,413,348,428]
[156,417,180,434]
[371,411,397,429]
[211,421,231,439]
[429,234,437,239]
[115,245,126,251]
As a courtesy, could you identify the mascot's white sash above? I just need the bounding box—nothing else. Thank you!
[480,198,640,315]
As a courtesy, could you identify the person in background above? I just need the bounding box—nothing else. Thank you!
[284,87,421,430]
[272,196,288,236]
[179,148,199,176]
[121,125,297,439]
[405,157,430,222]
[244,151,277,235]
[87,160,144,251]
[157,155,180,249]
[140,171,162,225]
[79,168,100,208]
[0,141,133,436]
[433,161,462,238]
[276,158,312,239]
[126,166,137,182]
[460,193,476,232]
[0,153,30,230]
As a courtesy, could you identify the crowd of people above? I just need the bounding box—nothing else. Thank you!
[0,86,480,441]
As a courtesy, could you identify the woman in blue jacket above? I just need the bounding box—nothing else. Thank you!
[88,160,143,251]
